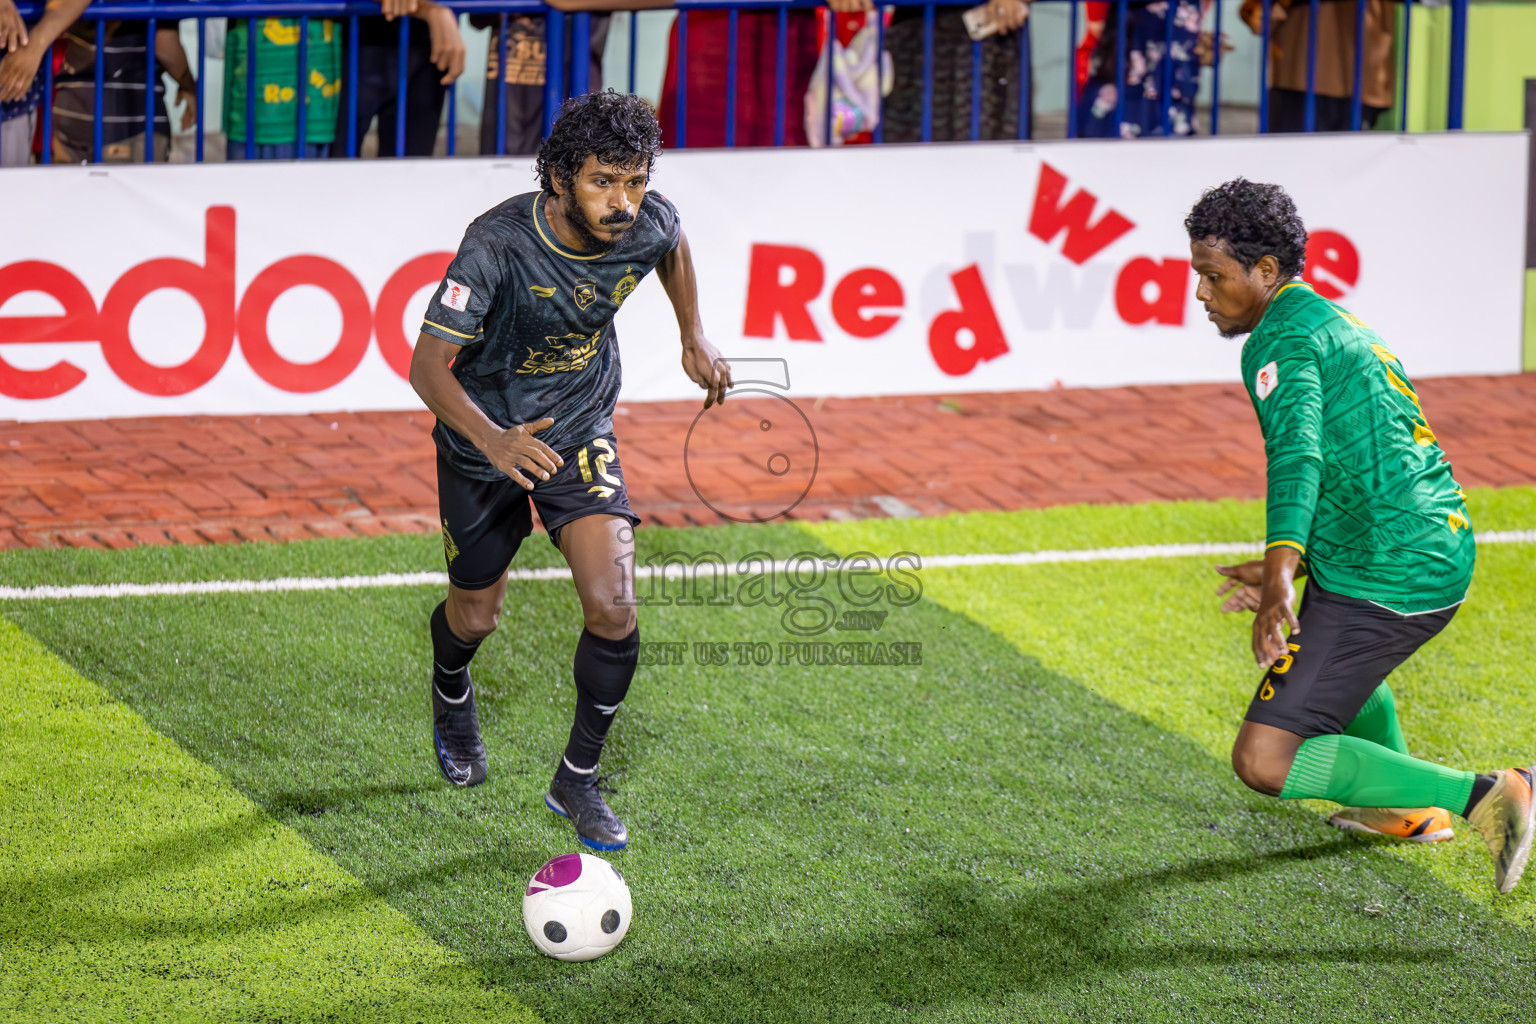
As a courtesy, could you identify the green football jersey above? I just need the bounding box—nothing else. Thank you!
[1241,281,1474,614]
[224,19,341,146]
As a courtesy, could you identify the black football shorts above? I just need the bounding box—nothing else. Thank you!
[437,433,640,590]
[1243,578,1458,738]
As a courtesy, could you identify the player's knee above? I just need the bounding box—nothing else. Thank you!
[1231,744,1288,797]
[449,595,503,641]
[584,606,636,641]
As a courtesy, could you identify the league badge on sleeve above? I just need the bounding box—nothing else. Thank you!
[442,278,472,312]
[1255,361,1279,401]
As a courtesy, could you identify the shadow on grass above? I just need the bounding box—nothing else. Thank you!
[9,548,1535,1024]
[5,803,549,948]
[499,842,1448,1019]
[264,780,436,820]
[5,776,453,947]
[1,810,377,939]
[3,802,1464,1024]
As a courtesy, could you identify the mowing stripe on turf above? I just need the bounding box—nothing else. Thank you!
[3,530,1532,601]
[0,618,543,1023]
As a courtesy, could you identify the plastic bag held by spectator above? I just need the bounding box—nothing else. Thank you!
[805,10,890,147]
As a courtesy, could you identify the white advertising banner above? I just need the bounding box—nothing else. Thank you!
[0,133,1527,422]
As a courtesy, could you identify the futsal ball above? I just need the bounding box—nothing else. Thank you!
[522,852,632,962]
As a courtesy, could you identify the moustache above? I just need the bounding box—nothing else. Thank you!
[600,210,636,226]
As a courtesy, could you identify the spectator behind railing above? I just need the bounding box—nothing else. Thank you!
[1078,0,1206,138]
[226,17,343,159]
[804,6,883,145]
[1,0,39,164]
[656,2,820,147]
[340,0,464,158]
[1242,0,1393,132]
[831,0,1030,143]
[0,0,86,164]
[470,0,608,157]
[32,4,198,162]
[0,0,1455,166]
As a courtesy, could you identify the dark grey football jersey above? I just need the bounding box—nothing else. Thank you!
[420,190,681,479]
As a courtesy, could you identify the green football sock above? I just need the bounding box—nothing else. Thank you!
[1342,682,1408,755]
[1279,733,1474,811]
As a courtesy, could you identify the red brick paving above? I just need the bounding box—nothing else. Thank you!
[1,373,1534,550]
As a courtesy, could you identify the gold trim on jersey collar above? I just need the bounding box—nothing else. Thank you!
[534,192,608,261]
[1254,279,1313,332]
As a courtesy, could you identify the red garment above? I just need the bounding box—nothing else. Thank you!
[823,8,873,49]
[656,10,820,148]
[1076,1,1110,89]
[31,41,70,158]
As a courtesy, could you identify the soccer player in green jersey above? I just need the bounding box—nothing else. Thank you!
[1186,179,1535,893]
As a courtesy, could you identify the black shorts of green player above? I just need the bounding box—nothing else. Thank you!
[405,91,735,853]
[1188,179,1536,894]
[1243,578,1456,741]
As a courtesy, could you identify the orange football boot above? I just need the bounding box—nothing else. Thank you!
[1328,806,1455,843]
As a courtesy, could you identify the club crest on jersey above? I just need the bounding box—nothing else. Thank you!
[1255,361,1279,401]
[611,267,639,307]
[442,278,471,312]
[519,331,602,375]
[573,278,598,310]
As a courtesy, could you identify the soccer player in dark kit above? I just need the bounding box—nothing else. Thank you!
[409,91,732,851]
[1187,178,1536,893]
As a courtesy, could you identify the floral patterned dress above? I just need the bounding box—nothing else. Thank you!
[1076,0,1203,138]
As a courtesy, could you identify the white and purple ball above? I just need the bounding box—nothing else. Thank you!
[522,852,632,962]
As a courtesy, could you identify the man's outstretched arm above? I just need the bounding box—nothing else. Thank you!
[1248,331,1324,668]
[655,230,733,408]
[409,332,563,490]
[0,0,90,102]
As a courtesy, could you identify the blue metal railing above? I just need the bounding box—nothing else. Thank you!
[9,0,1472,165]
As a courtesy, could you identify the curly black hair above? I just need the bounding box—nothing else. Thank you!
[1184,179,1308,280]
[535,90,663,195]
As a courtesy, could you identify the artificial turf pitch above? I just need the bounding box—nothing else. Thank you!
[3,488,1535,1023]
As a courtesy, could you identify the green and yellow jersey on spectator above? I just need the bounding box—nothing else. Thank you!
[224,18,342,147]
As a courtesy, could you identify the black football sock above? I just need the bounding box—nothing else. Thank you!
[1463,774,1497,818]
[431,601,482,701]
[556,627,639,784]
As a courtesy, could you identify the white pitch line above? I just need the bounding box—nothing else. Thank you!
[1478,529,1536,545]
[1,531,1531,602]
[919,542,1261,568]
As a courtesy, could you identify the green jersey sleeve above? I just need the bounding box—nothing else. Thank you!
[1246,328,1324,555]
